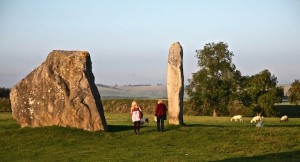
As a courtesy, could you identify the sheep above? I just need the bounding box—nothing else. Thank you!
[280,115,288,122]
[250,115,264,123]
[230,115,243,122]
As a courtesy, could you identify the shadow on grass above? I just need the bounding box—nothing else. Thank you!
[264,124,300,127]
[184,124,226,128]
[107,125,133,132]
[215,151,300,162]
[184,123,300,128]
[108,124,175,133]
[107,123,300,133]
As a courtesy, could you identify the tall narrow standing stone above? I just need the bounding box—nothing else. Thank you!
[167,42,184,125]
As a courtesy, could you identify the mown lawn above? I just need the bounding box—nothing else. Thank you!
[0,112,300,162]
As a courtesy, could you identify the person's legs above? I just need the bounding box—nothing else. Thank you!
[133,121,137,134]
[161,118,164,132]
[137,121,141,134]
[156,116,161,132]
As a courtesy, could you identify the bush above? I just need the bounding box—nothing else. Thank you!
[275,104,300,117]
[0,98,11,112]
[102,99,166,114]
[101,99,197,116]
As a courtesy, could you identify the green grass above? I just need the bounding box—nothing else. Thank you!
[1,113,300,162]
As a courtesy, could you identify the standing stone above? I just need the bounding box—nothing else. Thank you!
[10,50,107,131]
[167,42,184,125]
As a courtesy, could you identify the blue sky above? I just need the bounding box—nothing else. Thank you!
[0,0,299,88]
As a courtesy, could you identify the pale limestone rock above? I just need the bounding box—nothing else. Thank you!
[10,50,107,131]
[167,42,184,125]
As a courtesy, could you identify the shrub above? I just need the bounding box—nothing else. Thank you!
[0,98,11,112]
[101,99,197,116]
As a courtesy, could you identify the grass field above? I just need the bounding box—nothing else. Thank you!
[1,112,300,162]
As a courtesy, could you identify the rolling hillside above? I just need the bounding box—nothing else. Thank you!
[97,84,168,99]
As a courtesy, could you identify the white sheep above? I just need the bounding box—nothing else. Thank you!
[280,115,288,122]
[231,115,243,122]
[250,115,263,123]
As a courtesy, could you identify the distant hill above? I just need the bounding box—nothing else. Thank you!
[96,84,168,99]
[97,83,291,100]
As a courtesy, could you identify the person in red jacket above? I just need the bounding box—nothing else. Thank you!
[155,99,167,132]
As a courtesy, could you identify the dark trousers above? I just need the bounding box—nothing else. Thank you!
[156,116,164,132]
[133,121,140,133]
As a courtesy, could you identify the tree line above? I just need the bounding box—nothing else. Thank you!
[1,42,300,116]
[0,87,10,98]
[186,42,300,117]
[0,87,11,112]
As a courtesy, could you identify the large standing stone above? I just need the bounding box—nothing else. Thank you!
[167,42,184,125]
[10,50,107,131]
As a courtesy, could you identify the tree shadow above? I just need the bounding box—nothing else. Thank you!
[214,151,300,162]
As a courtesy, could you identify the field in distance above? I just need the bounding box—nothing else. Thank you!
[97,84,170,99]
[97,84,291,100]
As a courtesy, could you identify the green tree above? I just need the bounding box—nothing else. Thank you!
[257,87,283,116]
[187,42,240,116]
[240,70,283,116]
[288,79,300,105]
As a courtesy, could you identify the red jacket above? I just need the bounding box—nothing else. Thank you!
[155,103,167,116]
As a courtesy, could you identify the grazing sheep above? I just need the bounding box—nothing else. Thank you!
[280,115,288,122]
[231,115,243,122]
[251,115,263,123]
